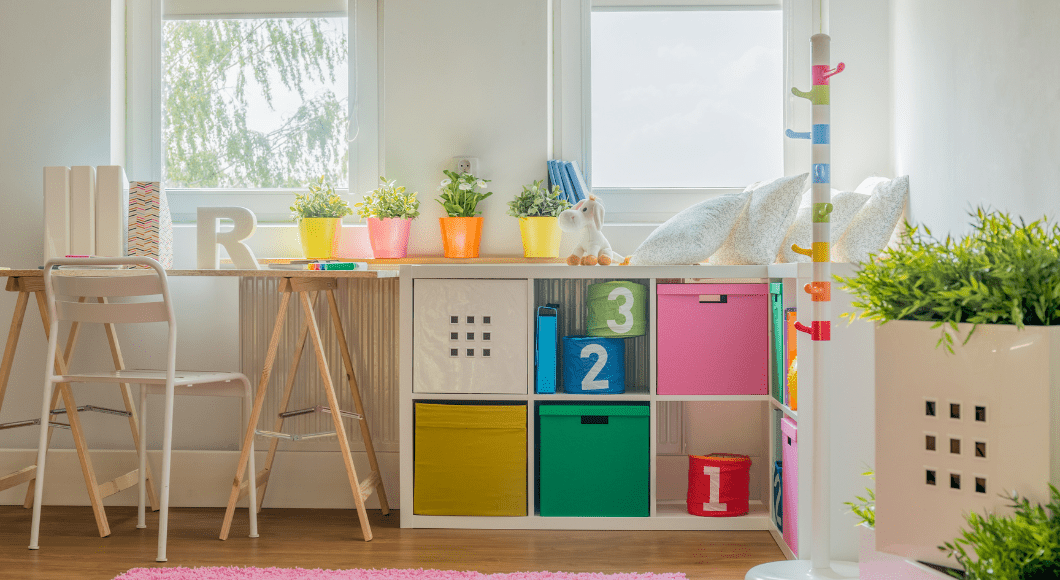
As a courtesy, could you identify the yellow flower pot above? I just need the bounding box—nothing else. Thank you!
[518,216,561,258]
[298,217,342,259]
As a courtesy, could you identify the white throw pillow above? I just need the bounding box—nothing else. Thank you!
[834,175,910,263]
[777,189,869,263]
[628,191,751,265]
[709,173,809,265]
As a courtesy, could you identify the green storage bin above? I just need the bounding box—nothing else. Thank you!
[587,281,647,338]
[770,283,785,402]
[538,404,649,517]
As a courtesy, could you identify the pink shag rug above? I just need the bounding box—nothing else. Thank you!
[113,569,687,580]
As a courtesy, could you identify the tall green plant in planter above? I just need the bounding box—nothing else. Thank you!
[507,180,570,258]
[356,177,420,259]
[291,175,352,259]
[436,170,493,258]
[940,485,1060,580]
[838,207,1060,572]
[838,208,1060,350]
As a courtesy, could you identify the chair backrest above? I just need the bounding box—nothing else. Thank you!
[43,257,175,326]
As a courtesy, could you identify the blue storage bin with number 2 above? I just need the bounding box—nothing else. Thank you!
[562,336,625,394]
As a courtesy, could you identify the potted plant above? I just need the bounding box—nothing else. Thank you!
[940,485,1060,579]
[436,169,493,258]
[838,208,1060,570]
[290,175,352,259]
[355,176,420,259]
[507,179,570,258]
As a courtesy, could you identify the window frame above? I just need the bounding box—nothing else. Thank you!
[554,0,802,223]
[127,0,380,223]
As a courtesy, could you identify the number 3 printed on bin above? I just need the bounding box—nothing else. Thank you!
[607,287,634,334]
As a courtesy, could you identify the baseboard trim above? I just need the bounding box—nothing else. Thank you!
[0,449,398,509]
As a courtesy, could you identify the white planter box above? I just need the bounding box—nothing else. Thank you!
[859,526,949,580]
[874,320,1060,568]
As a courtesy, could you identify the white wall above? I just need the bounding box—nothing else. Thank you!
[381,0,550,257]
[893,0,1060,237]
[829,0,893,191]
[0,0,120,449]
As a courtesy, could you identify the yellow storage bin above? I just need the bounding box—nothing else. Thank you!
[414,403,527,516]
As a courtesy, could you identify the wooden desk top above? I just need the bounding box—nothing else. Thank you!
[0,268,399,279]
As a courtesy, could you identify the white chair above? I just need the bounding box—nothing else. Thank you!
[29,256,258,562]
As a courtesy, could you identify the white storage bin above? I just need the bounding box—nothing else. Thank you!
[413,279,528,393]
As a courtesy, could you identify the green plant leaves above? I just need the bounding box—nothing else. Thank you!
[939,485,1060,579]
[436,169,493,217]
[355,176,420,220]
[843,471,876,529]
[837,207,1060,351]
[290,175,352,221]
[507,179,571,218]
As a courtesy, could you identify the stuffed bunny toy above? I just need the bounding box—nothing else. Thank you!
[558,195,629,266]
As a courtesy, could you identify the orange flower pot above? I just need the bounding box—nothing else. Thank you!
[439,216,483,258]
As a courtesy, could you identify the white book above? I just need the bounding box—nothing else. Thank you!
[95,165,129,257]
[43,166,70,261]
[69,166,96,255]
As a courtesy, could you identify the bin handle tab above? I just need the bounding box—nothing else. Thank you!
[698,294,728,304]
[581,415,609,425]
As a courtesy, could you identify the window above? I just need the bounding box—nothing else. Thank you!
[128,0,379,222]
[591,8,783,189]
[557,0,787,222]
[162,17,349,190]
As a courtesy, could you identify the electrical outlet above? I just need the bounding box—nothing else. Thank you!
[453,156,480,176]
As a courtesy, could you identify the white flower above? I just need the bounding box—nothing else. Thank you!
[477,180,487,188]
[459,182,473,191]
[440,178,451,187]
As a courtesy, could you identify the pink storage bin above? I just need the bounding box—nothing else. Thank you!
[657,284,768,395]
[781,417,798,555]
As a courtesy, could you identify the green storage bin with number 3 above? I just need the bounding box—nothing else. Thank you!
[587,281,647,338]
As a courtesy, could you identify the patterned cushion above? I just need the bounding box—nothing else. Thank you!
[628,192,750,265]
[710,173,809,265]
[834,175,910,263]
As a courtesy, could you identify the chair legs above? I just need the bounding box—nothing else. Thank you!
[28,381,54,550]
[29,380,257,560]
[156,382,176,562]
[244,377,259,539]
[138,384,147,529]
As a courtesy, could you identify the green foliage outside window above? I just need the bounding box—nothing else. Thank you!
[163,18,348,189]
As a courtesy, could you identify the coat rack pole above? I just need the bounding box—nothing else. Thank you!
[746,0,855,576]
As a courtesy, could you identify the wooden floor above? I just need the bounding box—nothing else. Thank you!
[0,506,785,580]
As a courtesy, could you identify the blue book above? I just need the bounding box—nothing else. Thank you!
[564,161,588,202]
[546,160,564,200]
[556,160,577,205]
[535,305,559,394]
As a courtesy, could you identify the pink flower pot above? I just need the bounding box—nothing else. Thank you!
[366,217,413,259]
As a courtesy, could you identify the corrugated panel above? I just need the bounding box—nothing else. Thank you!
[533,278,650,394]
[239,277,399,452]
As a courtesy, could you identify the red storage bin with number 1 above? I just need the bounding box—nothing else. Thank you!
[687,453,751,517]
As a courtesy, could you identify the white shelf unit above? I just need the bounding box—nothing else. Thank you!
[398,263,816,549]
